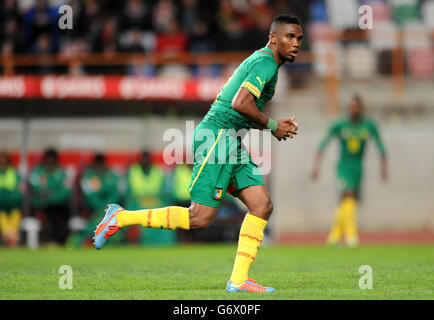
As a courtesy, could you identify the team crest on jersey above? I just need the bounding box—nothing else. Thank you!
[213,188,223,200]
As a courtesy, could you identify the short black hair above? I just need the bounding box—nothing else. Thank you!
[44,148,58,159]
[270,14,300,32]
[94,153,105,165]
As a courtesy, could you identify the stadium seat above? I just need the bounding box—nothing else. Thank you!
[308,22,336,45]
[311,42,345,77]
[389,0,421,26]
[344,44,376,79]
[402,22,431,49]
[364,0,391,24]
[421,0,434,30]
[407,47,434,78]
[310,0,328,22]
[368,21,398,51]
[326,0,359,30]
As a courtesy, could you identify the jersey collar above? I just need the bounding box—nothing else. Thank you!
[257,47,273,56]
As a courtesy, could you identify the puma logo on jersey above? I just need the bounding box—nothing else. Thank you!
[256,76,265,87]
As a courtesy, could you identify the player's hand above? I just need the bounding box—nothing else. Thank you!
[311,166,319,181]
[273,117,298,141]
[381,166,388,182]
[284,116,298,136]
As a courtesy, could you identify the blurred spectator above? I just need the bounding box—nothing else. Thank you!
[29,32,55,74]
[119,0,153,31]
[77,153,120,246]
[0,151,22,246]
[29,148,71,245]
[59,36,88,75]
[217,18,246,51]
[121,28,146,53]
[156,19,188,54]
[2,0,21,21]
[81,153,120,215]
[99,17,119,52]
[189,20,215,52]
[85,16,107,53]
[23,0,60,53]
[71,0,86,30]
[125,150,174,245]
[243,5,274,50]
[153,0,178,33]
[1,18,25,54]
[180,0,200,35]
[1,41,14,57]
[189,20,219,77]
[125,151,164,210]
[169,163,193,207]
[83,0,101,22]
[32,32,52,54]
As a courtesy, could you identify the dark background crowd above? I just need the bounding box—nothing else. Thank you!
[0,0,310,56]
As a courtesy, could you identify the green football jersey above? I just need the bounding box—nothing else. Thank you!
[29,165,70,207]
[0,166,21,211]
[319,117,386,164]
[204,47,278,131]
[81,166,120,212]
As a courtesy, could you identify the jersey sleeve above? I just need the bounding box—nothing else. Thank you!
[369,121,386,156]
[319,121,340,151]
[241,57,277,99]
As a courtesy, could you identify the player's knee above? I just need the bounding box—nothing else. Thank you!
[258,199,273,220]
[266,200,274,217]
[188,206,214,229]
[191,215,213,229]
[343,190,355,198]
[197,215,214,229]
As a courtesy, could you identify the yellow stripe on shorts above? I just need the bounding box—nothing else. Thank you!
[189,128,224,193]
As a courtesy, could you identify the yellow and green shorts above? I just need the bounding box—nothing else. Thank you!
[188,120,264,208]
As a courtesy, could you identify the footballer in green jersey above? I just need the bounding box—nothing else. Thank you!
[94,14,302,293]
[312,95,388,247]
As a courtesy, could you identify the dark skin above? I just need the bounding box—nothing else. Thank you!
[42,155,58,171]
[311,97,388,199]
[188,23,303,229]
[140,152,152,173]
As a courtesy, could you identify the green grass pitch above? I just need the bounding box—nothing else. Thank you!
[0,244,433,300]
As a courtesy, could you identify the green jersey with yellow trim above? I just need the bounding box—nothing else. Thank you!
[203,47,278,131]
[319,117,386,163]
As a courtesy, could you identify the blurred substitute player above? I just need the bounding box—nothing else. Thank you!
[94,14,302,293]
[78,153,120,246]
[0,151,22,246]
[311,95,387,247]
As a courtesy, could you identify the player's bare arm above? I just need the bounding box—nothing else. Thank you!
[311,150,323,181]
[232,87,298,140]
[381,155,388,182]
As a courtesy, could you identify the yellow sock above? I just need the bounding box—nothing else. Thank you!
[116,206,190,230]
[342,197,358,244]
[327,204,345,244]
[230,213,267,284]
